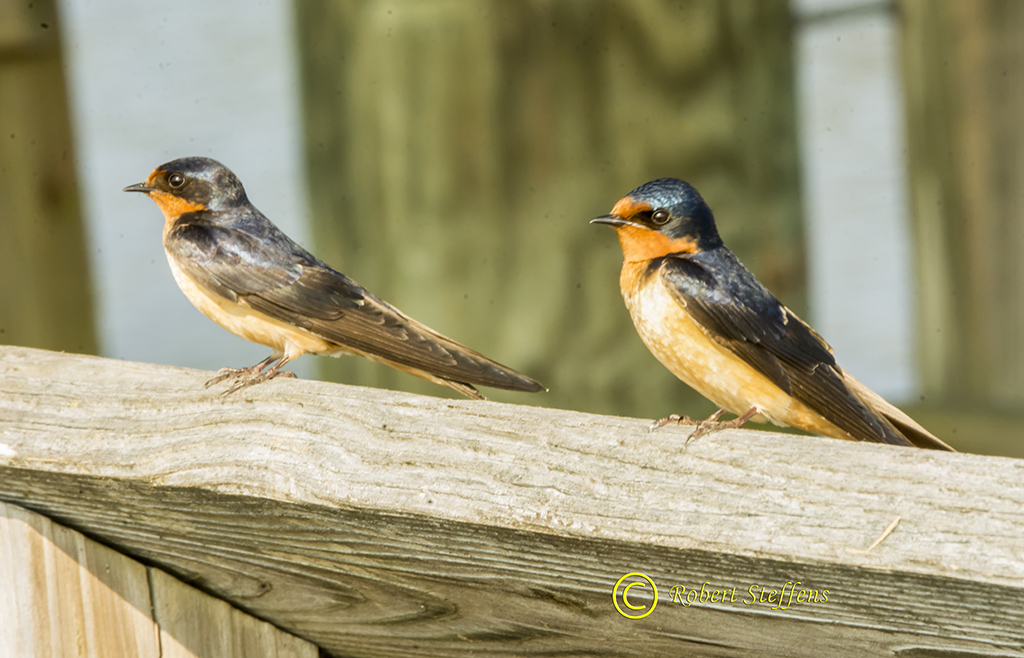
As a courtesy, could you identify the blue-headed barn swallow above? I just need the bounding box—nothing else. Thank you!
[593,178,951,450]
[125,157,544,398]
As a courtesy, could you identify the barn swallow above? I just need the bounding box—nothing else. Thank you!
[124,156,544,398]
[593,178,952,450]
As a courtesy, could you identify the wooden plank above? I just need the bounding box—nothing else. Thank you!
[0,500,319,658]
[151,570,317,658]
[1,345,1023,657]
[0,501,159,658]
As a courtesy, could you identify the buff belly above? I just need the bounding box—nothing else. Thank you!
[621,264,847,437]
[165,253,341,362]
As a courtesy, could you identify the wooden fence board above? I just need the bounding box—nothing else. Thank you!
[0,499,318,658]
[1,501,159,658]
[151,569,317,658]
[1,345,1022,657]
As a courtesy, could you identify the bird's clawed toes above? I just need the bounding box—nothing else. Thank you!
[220,368,295,395]
[204,366,259,389]
[686,408,757,445]
[203,356,293,394]
[650,407,758,445]
[649,414,697,431]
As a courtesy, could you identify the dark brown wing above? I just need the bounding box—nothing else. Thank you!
[165,217,543,394]
[660,250,912,446]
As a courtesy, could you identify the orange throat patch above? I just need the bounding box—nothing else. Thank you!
[613,224,698,262]
[146,190,206,223]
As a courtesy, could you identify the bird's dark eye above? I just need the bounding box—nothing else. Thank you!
[167,173,186,189]
[651,209,670,226]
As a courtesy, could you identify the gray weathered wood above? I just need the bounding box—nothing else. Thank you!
[0,345,1022,657]
[0,500,318,658]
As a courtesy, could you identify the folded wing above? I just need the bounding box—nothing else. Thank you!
[165,218,543,394]
[661,251,948,449]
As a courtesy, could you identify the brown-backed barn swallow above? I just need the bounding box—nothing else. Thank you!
[124,156,544,398]
[592,178,952,450]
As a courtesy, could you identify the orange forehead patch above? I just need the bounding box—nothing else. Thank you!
[612,223,698,262]
[611,196,652,219]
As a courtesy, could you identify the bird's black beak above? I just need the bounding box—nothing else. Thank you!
[592,214,644,229]
[123,182,154,193]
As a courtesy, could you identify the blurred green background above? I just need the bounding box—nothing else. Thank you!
[295,1,802,417]
[3,0,1023,456]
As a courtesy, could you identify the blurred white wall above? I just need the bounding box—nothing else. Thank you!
[793,0,917,400]
[58,0,312,377]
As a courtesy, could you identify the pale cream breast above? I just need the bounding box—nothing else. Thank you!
[164,253,340,362]
[620,261,849,438]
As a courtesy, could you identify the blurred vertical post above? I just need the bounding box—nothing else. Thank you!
[294,0,802,417]
[902,1,1024,410]
[0,0,96,354]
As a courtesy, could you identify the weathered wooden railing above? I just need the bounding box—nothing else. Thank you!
[1,345,1022,657]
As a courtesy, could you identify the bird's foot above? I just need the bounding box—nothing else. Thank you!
[205,365,264,389]
[204,355,295,394]
[221,368,295,395]
[649,414,699,431]
[651,407,759,445]
[685,407,758,445]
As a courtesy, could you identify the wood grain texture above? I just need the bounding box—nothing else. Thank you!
[0,502,159,658]
[0,500,318,658]
[151,569,316,658]
[1,345,1023,657]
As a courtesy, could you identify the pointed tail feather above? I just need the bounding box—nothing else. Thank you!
[844,375,954,451]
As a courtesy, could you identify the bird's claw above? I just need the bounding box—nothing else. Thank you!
[204,366,260,389]
[220,368,295,395]
[649,414,697,431]
[650,408,757,445]
[203,356,295,394]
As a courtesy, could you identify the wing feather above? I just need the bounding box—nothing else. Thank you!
[165,218,542,393]
[660,251,912,446]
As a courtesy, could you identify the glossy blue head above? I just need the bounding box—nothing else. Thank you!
[592,178,722,261]
[124,156,249,214]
